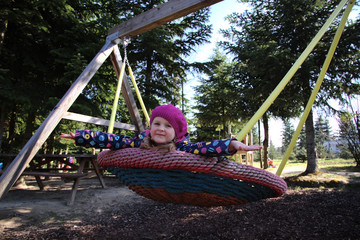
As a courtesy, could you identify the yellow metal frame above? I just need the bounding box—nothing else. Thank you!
[232,0,354,176]
[108,58,127,133]
[276,0,355,176]
[237,0,352,142]
[127,65,150,126]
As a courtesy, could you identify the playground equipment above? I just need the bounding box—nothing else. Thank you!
[97,148,287,206]
[0,0,356,205]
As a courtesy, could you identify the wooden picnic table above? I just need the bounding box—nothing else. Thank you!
[0,153,106,205]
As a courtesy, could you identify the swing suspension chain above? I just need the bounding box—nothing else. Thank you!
[122,37,131,67]
[120,37,151,126]
[107,37,133,133]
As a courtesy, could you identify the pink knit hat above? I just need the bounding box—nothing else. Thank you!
[150,104,188,142]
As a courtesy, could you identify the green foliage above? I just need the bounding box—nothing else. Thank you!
[294,128,307,161]
[315,116,332,158]
[0,0,113,152]
[221,0,359,171]
[125,4,212,109]
[315,116,331,144]
[193,49,243,139]
[338,143,353,159]
[268,140,280,159]
[282,119,295,152]
[193,126,219,142]
[0,0,212,153]
[295,148,307,162]
[338,111,360,166]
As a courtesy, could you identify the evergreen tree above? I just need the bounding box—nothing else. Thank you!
[296,128,307,162]
[315,116,331,143]
[281,119,296,159]
[315,116,332,158]
[338,111,360,166]
[125,2,212,110]
[221,0,360,173]
[0,0,212,153]
[282,119,294,151]
[194,49,241,140]
[0,0,112,152]
[268,140,279,160]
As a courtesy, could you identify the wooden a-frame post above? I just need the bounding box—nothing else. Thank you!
[0,0,223,199]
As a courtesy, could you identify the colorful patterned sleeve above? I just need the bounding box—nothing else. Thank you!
[177,138,236,156]
[74,130,147,150]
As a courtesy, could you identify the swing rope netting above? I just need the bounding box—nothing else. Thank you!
[98,148,287,207]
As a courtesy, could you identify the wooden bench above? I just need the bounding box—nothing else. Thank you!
[0,153,106,205]
[234,151,254,165]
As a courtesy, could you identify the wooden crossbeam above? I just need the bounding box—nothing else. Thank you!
[63,112,137,131]
[108,0,223,39]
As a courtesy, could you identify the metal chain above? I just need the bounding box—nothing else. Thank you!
[122,37,131,66]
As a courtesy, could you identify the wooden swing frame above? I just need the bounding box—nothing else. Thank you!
[0,0,355,200]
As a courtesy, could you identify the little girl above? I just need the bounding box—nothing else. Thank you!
[61,104,262,156]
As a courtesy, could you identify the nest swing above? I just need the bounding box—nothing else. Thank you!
[97,148,287,207]
[97,38,287,207]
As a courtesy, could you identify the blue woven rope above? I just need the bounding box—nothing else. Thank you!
[108,167,276,202]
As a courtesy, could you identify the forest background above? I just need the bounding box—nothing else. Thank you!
[0,0,359,173]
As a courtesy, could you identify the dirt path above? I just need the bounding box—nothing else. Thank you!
[0,176,145,233]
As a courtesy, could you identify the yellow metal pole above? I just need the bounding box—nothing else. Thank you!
[236,0,349,141]
[276,0,355,176]
[127,65,150,126]
[108,60,126,133]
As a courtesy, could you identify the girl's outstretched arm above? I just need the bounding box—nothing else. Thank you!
[60,132,75,140]
[228,140,262,152]
[61,130,146,149]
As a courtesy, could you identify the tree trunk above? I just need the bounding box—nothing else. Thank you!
[262,114,269,169]
[22,112,36,147]
[145,57,152,102]
[0,103,7,151]
[222,106,226,139]
[0,0,9,52]
[7,105,17,147]
[258,120,262,168]
[305,109,318,173]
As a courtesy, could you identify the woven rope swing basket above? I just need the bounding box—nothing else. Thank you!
[97,148,287,207]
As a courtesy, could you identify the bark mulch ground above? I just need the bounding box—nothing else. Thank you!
[1,176,360,239]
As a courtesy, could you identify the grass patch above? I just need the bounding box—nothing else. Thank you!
[241,158,360,189]
[250,158,360,189]
[321,165,360,172]
[285,171,349,188]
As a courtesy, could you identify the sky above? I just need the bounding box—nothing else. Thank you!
[184,0,359,148]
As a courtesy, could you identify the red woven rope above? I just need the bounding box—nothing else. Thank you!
[129,185,249,207]
[97,148,287,196]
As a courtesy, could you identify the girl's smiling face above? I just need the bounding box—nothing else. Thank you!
[150,117,176,145]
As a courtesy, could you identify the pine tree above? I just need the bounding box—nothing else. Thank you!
[338,111,360,166]
[282,119,295,151]
[315,116,332,158]
[125,2,212,109]
[281,119,296,159]
[0,0,212,152]
[221,0,360,173]
[194,49,241,140]
[296,128,307,162]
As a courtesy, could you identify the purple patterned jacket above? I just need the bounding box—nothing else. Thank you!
[75,130,236,157]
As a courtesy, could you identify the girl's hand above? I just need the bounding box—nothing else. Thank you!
[60,132,75,140]
[229,140,262,152]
